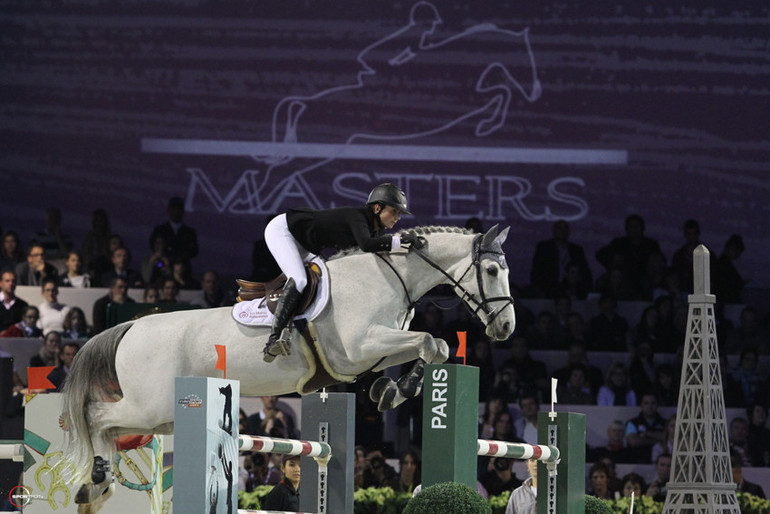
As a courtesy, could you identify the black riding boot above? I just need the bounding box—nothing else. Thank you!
[263,278,301,362]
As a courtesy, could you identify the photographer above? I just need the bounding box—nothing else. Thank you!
[361,448,397,488]
[480,457,522,497]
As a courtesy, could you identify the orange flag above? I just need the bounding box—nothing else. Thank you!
[215,344,227,379]
[27,366,56,391]
[456,331,467,365]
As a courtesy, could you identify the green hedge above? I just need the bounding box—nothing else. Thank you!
[239,486,770,513]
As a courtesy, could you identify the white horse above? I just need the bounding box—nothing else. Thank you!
[61,225,515,512]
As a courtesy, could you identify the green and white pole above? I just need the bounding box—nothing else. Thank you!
[422,363,585,514]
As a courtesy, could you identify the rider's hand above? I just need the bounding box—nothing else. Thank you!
[400,231,425,249]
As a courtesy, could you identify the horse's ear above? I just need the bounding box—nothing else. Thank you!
[481,224,499,248]
[495,226,510,245]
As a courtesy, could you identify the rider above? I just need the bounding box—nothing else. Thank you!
[262,183,420,362]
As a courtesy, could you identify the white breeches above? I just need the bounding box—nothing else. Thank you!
[264,213,309,292]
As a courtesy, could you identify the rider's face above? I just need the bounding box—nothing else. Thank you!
[377,205,401,229]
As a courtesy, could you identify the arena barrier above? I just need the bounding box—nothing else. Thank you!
[173,377,354,514]
[422,364,586,514]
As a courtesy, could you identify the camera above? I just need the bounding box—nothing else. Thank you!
[494,457,510,471]
[369,456,384,470]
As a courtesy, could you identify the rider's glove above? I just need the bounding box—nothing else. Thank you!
[400,231,425,249]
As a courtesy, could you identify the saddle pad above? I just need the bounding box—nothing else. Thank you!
[231,257,330,326]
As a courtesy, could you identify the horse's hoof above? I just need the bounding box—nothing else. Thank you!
[377,382,398,412]
[369,376,394,403]
[396,360,425,398]
[75,481,110,504]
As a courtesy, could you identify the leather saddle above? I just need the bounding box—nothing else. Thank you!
[235,262,322,315]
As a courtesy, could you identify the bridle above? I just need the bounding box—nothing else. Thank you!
[376,234,514,329]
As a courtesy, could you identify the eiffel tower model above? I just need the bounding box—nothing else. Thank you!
[662,245,740,513]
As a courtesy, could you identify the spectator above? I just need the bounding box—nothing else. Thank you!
[558,260,592,301]
[746,402,770,467]
[556,364,595,405]
[729,417,750,467]
[467,338,496,401]
[170,258,200,290]
[0,230,24,271]
[465,217,484,233]
[143,286,160,304]
[529,220,592,299]
[553,341,604,397]
[361,448,397,488]
[731,452,766,498]
[81,208,112,279]
[625,392,666,463]
[628,305,666,353]
[190,270,231,308]
[651,363,678,407]
[31,207,74,260]
[595,214,662,299]
[159,278,181,303]
[62,307,91,340]
[491,410,518,442]
[148,196,199,264]
[650,415,676,464]
[588,294,630,352]
[620,472,647,499]
[480,457,521,498]
[479,394,507,440]
[92,277,135,334]
[641,252,668,301]
[1,305,42,338]
[261,455,301,512]
[731,348,764,406]
[646,453,671,502]
[57,251,91,288]
[597,362,637,407]
[513,393,540,445]
[15,243,58,286]
[48,341,79,391]
[37,277,70,336]
[0,269,28,332]
[587,462,613,500]
[246,396,297,437]
[598,456,623,495]
[525,310,566,350]
[594,254,636,301]
[587,420,633,464]
[142,233,172,286]
[505,458,537,514]
[100,245,143,289]
[670,219,701,293]
[385,450,421,493]
[565,312,590,347]
[29,330,61,367]
[500,336,549,400]
[629,339,657,398]
[713,234,747,304]
[725,306,770,355]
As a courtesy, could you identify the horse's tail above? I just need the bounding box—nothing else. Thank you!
[60,321,134,482]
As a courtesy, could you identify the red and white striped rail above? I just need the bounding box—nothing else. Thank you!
[477,439,559,462]
[238,435,332,460]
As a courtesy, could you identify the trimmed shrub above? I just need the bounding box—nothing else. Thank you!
[585,494,613,514]
[404,482,491,514]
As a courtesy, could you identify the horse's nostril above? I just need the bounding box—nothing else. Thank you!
[503,321,511,333]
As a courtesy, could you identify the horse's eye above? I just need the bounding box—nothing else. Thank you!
[486,265,498,277]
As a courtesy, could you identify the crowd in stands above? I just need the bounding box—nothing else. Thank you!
[1,205,769,501]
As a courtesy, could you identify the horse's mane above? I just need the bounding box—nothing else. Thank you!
[328,225,473,261]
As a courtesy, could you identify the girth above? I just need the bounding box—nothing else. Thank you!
[235,262,322,315]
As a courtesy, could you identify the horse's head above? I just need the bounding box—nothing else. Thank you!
[464,225,516,341]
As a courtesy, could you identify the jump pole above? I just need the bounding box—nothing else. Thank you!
[421,363,585,514]
[173,376,354,514]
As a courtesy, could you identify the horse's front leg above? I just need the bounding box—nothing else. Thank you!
[361,326,450,411]
[359,325,449,367]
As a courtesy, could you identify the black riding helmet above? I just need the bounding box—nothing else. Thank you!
[366,183,411,215]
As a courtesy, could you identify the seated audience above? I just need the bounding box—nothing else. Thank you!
[650,415,676,464]
[625,392,666,463]
[553,341,603,397]
[57,251,91,288]
[49,341,79,391]
[555,364,595,405]
[361,447,397,489]
[646,453,671,502]
[1,305,42,338]
[620,472,647,499]
[746,402,770,467]
[480,457,521,498]
[190,270,231,308]
[731,452,766,498]
[587,419,634,464]
[712,234,747,304]
[588,294,630,352]
[15,243,58,286]
[597,362,637,407]
[29,330,61,367]
[587,462,614,500]
[513,393,540,445]
[385,450,421,494]
[37,277,70,335]
[92,277,135,334]
[0,230,24,271]
[100,245,143,289]
[62,307,91,340]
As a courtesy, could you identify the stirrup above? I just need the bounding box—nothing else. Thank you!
[263,329,292,363]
